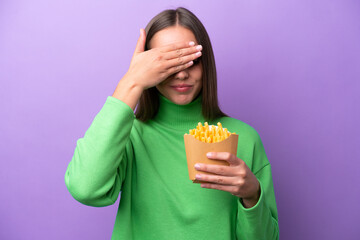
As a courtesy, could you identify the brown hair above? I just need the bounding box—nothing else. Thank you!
[135,7,228,122]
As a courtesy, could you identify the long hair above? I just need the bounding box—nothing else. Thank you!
[135,7,228,122]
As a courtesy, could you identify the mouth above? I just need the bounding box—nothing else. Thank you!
[170,84,193,92]
[171,84,193,87]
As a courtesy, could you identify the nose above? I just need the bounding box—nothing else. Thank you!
[174,69,189,80]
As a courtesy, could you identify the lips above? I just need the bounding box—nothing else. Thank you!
[170,84,193,93]
[171,84,193,88]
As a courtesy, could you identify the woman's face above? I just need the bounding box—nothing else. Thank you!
[149,26,203,105]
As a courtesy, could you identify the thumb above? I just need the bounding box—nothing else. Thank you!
[134,28,146,54]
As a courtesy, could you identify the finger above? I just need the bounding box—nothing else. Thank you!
[164,44,202,60]
[165,60,195,76]
[206,152,241,166]
[134,28,146,54]
[159,41,196,53]
[194,163,236,176]
[195,173,239,185]
[200,183,239,195]
[165,51,202,72]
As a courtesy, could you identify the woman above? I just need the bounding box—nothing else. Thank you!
[65,7,279,240]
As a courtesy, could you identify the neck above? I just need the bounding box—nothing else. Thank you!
[152,93,205,131]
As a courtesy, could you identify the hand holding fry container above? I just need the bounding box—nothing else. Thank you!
[184,122,239,183]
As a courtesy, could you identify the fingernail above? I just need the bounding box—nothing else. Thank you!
[196,45,202,51]
[207,152,213,158]
[194,163,201,169]
[196,174,201,179]
[195,51,202,56]
[189,41,195,46]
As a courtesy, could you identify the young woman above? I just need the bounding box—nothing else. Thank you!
[65,7,279,240]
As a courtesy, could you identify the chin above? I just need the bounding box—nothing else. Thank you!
[156,86,201,105]
[169,95,193,105]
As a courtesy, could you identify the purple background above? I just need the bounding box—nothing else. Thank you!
[1,0,359,239]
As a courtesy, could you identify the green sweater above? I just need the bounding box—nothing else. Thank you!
[65,94,279,239]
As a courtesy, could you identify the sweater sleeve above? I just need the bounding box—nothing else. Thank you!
[65,96,135,207]
[236,133,279,239]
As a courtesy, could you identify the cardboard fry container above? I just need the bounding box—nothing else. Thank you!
[184,133,239,183]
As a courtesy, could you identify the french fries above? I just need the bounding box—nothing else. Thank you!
[187,122,235,143]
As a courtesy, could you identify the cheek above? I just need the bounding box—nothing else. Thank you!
[189,63,202,76]
[196,63,203,77]
[193,67,203,82]
[159,76,172,85]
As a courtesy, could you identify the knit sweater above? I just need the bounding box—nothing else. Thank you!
[65,93,279,240]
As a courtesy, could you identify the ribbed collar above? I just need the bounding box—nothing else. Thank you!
[152,93,205,130]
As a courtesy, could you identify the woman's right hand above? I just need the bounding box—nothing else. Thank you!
[124,28,203,90]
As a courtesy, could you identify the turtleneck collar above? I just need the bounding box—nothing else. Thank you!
[152,93,205,130]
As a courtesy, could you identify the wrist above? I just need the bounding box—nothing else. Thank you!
[241,184,261,208]
[112,75,144,110]
[121,72,144,92]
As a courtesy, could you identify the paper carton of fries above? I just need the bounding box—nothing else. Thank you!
[184,122,239,183]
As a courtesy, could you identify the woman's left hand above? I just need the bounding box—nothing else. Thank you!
[194,152,260,208]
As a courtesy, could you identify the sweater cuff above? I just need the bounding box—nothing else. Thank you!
[84,96,135,137]
[106,96,135,116]
[238,179,265,217]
